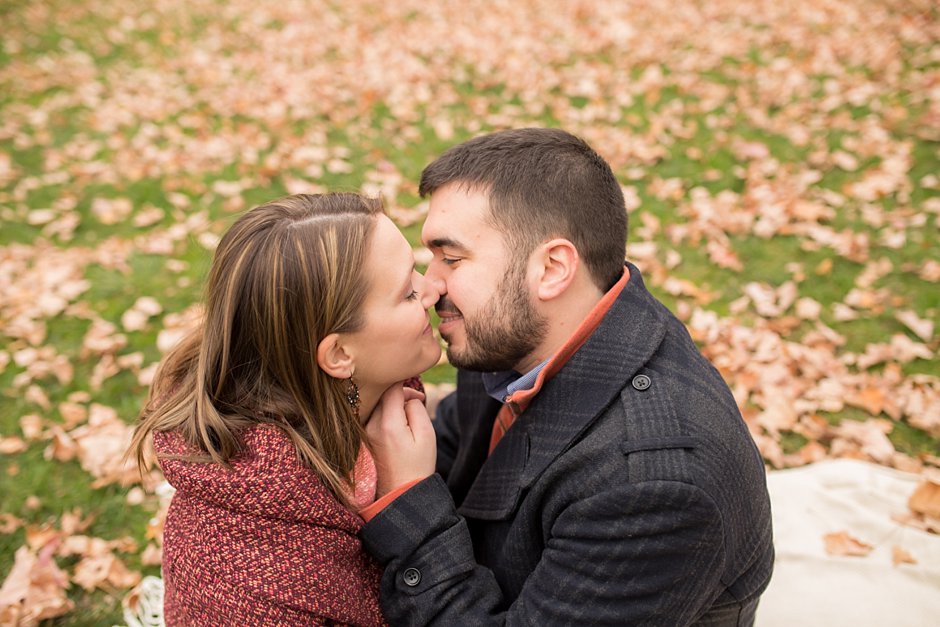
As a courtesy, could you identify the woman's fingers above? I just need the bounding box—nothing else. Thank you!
[402,386,426,404]
[366,383,436,496]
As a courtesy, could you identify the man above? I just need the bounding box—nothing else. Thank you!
[361,128,774,625]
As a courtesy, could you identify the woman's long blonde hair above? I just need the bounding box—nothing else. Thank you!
[129,193,382,505]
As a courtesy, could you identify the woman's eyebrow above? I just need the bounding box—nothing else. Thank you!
[400,263,416,295]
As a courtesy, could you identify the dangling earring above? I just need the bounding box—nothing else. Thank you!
[345,376,361,419]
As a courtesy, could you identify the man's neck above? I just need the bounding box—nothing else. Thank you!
[513,281,606,374]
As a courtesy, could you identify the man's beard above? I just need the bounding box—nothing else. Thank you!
[440,260,548,372]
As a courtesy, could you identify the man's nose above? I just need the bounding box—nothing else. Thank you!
[418,272,443,309]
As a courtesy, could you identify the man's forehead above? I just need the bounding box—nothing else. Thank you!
[422,185,493,244]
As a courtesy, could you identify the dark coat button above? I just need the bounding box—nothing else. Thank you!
[632,374,651,391]
[402,567,422,587]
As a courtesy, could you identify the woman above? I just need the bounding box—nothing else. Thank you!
[129,193,441,626]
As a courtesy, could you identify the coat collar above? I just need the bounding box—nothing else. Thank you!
[458,263,669,520]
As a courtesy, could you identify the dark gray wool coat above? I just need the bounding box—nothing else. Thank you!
[361,263,774,626]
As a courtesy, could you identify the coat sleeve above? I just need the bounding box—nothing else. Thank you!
[359,473,728,626]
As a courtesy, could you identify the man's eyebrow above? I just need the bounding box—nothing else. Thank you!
[426,237,469,253]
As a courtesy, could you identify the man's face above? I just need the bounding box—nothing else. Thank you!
[421,184,547,373]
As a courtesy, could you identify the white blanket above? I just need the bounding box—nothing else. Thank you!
[756,459,940,626]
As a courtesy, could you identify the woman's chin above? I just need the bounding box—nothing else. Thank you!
[421,346,444,372]
[413,342,443,373]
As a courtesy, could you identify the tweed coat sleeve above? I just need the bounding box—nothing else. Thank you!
[360,473,727,625]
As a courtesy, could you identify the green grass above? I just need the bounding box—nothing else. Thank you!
[1,0,938,622]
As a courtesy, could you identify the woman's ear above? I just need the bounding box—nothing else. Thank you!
[534,238,578,301]
[316,333,355,379]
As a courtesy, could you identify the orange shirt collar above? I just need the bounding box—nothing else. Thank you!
[506,267,629,414]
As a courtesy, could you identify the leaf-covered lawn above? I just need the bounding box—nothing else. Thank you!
[1,0,938,622]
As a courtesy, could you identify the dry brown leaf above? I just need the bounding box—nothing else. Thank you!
[19,415,43,441]
[782,440,828,467]
[140,543,163,566]
[156,305,203,353]
[0,514,24,534]
[59,510,94,536]
[815,258,833,275]
[832,303,859,321]
[89,354,120,390]
[23,386,50,410]
[80,318,127,357]
[706,239,743,272]
[126,487,146,506]
[24,525,61,553]
[848,387,888,416]
[732,140,770,161]
[831,150,859,171]
[895,310,935,342]
[138,362,159,386]
[0,545,73,625]
[72,553,141,592]
[756,395,799,436]
[918,260,940,282]
[132,205,165,228]
[120,309,150,333]
[843,287,890,312]
[831,419,895,464]
[0,436,29,455]
[44,426,77,463]
[795,297,822,320]
[58,402,88,428]
[853,335,934,370]
[58,535,110,559]
[899,375,940,437]
[823,530,873,557]
[66,403,139,487]
[90,197,133,225]
[908,480,940,519]
[892,545,917,566]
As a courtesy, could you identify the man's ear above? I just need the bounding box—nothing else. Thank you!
[534,238,578,301]
[316,333,355,379]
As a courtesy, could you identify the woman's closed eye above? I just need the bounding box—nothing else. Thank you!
[406,288,419,301]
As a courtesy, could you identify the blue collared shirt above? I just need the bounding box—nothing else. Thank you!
[481,358,551,404]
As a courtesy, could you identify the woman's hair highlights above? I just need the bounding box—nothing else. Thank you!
[129,193,383,505]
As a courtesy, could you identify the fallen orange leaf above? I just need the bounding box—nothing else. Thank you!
[892,545,917,567]
[823,531,873,557]
[850,387,887,416]
[0,544,73,624]
[908,480,940,519]
[895,310,935,342]
[0,437,28,455]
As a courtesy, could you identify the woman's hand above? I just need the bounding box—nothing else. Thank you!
[365,383,436,497]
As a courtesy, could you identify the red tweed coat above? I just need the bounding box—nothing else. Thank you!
[155,425,385,626]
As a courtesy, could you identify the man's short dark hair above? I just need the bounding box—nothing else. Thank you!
[419,128,627,291]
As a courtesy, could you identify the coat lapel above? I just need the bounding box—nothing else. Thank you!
[458,264,669,520]
[445,370,503,508]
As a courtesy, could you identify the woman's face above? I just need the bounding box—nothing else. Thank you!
[343,215,442,389]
